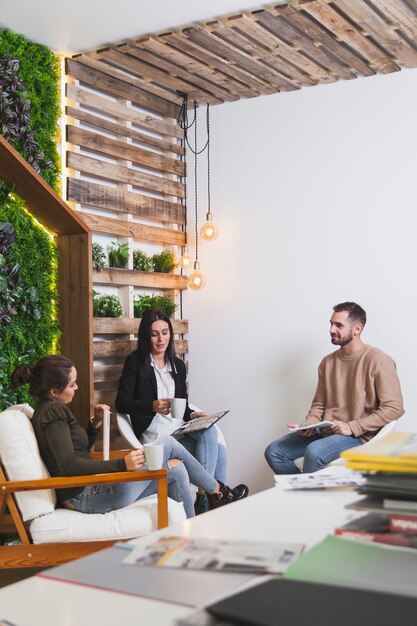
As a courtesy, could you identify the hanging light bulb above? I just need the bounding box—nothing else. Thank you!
[179,244,191,269]
[188,260,206,290]
[200,211,218,241]
[186,100,206,290]
[199,103,219,242]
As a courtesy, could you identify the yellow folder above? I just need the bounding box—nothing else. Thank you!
[341,432,417,472]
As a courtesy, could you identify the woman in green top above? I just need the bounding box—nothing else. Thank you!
[11,355,246,517]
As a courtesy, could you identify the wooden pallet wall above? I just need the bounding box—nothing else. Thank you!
[64,55,188,413]
[80,0,417,106]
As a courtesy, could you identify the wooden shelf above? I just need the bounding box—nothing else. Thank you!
[93,317,188,334]
[93,338,187,359]
[92,268,187,289]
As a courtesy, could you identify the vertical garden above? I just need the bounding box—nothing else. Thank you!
[0,29,61,408]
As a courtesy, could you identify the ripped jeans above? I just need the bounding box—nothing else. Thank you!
[63,436,218,518]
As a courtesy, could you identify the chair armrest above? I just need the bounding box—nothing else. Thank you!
[90,449,131,460]
[1,468,169,529]
[0,469,167,493]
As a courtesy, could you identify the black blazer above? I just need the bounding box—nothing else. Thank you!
[115,352,192,439]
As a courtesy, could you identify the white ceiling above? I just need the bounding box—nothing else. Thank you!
[0,0,273,55]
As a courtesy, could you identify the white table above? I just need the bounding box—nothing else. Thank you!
[0,486,359,626]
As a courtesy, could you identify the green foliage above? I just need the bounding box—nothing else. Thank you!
[152,249,177,273]
[0,532,20,546]
[133,249,177,273]
[0,29,61,191]
[0,222,21,324]
[0,55,52,175]
[92,242,106,272]
[0,30,61,410]
[133,248,153,272]
[133,294,177,318]
[0,201,60,408]
[108,241,129,269]
[93,291,124,317]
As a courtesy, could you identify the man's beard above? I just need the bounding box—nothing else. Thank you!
[331,332,353,347]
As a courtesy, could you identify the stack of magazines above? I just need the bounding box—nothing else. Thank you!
[334,432,417,548]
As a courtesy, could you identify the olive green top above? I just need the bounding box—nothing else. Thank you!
[32,400,126,502]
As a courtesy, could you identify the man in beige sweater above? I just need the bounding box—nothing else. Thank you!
[265,302,404,474]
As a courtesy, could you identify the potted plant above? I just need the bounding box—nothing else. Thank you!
[133,294,177,318]
[108,242,129,269]
[92,242,106,272]
[133,249,154,272]
[93,291,124,317]
[151,249,177,273]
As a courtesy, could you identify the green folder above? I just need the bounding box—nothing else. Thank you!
[284,534,417,598]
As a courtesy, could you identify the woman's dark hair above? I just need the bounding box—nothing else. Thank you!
[136,309,176,382]
[11,355,74,402]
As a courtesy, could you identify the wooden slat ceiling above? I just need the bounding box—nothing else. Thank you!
[81,0,417,108]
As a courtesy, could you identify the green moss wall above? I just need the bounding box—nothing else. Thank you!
[0,29,61,408]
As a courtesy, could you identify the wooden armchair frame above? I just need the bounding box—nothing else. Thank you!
[0,450,168,569]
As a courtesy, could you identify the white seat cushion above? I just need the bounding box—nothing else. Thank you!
[30,496,186,543]
[0,404,56,520]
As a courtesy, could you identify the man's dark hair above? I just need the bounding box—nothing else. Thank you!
[333,302,366,327]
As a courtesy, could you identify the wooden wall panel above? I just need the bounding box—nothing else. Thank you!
[57,233,93,426]
[65,53,189,422]
[67,179,185,224]
[81,213,185,245]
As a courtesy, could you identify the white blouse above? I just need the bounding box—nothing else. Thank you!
[140,355,183,444]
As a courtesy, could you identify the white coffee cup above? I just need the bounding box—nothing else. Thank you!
[143,443,164,470]
[170,397,186,421]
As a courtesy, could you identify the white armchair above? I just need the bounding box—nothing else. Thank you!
[0,404,185,569]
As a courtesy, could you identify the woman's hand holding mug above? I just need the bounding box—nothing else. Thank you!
[152,398,171,415]
[125,449,146,471]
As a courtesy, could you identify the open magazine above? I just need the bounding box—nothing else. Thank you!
[290,420,334,432]
[123,536,304,574]
[171,410,229,438]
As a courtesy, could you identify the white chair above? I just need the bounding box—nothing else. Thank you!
[0,404,185,569]
[117,412,143,449]
[293,420,398,472]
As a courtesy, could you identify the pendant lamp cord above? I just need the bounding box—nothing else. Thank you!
[177,95,211,264]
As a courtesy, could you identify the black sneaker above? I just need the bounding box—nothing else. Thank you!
[207,482,249,509]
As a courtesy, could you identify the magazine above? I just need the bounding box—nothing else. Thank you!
[291,420,334,432]
[171,410,229,438]
[276,467,365,490]
[122,536,304,575]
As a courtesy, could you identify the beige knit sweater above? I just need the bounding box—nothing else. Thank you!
[305,345,404,442]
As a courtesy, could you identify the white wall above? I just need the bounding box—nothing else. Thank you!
[183,69,417,495]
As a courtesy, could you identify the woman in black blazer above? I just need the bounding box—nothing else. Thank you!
[115,309,248,513]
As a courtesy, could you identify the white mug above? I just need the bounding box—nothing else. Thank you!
[143,443,164,470]
[170,397,186,421]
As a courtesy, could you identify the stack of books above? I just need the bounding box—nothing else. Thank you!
[335,432,417,549]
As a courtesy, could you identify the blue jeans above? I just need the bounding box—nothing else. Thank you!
[65,436,218,518]
[179,427,227,483]
[264,430,363,474]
